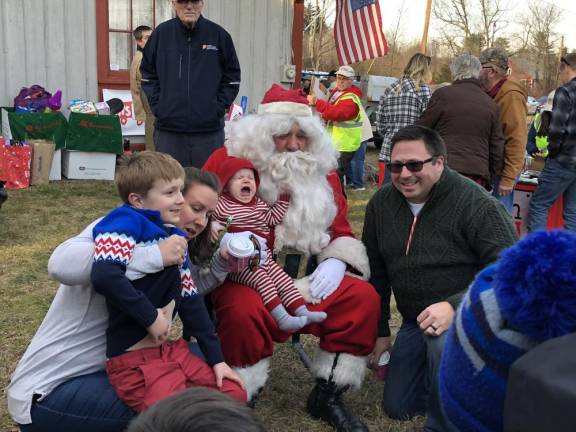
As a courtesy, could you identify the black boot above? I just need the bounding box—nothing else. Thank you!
[307,379,368,432]
[247,387,263,409]
[0,181,7,209]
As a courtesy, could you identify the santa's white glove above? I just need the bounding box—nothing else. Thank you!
[309,258,347,300]
[220,231,269,266]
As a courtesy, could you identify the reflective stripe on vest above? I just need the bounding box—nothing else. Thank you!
[533,112,549,155]
[329,92,363,152]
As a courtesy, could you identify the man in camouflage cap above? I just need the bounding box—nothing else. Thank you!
[479,47,528,213]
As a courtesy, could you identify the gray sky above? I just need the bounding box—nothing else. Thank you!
[317,0,576,51]
[381,0,576,51]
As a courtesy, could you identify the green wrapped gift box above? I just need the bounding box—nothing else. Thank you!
[65,112,123,155]
[1,108,68,150]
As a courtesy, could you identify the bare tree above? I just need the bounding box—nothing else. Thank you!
[303,0,334,70]
[432,0,510,55]
[525,1,561,91]
[479,0,508,48]
[385,0,408,72]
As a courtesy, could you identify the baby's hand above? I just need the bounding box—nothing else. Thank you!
[146,309,170,345]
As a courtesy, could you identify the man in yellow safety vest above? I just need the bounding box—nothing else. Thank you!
[308,65,363,192]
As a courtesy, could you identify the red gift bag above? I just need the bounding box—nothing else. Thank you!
[0,144,32,189]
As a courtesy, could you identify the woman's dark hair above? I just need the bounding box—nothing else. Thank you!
[536,111,551,137]
[183,167,221,267]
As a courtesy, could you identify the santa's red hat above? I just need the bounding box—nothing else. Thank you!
[213,156,260,190]
[257,84,312,117]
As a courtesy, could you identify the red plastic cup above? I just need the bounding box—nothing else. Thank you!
[376,351,390,381]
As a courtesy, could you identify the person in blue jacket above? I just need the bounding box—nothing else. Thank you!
[141,0,241,168]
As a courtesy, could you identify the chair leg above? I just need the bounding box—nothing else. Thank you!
[291,333,313,370]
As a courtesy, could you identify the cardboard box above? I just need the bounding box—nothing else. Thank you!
[50,149,62,181]
[1,107,68,148]
[62,150,116,180]
[29,140,56,186]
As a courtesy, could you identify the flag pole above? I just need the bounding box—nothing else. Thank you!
[420,0,433,54]
[366,57,377,75]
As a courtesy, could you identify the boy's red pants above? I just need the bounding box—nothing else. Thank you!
[106,338,246,412]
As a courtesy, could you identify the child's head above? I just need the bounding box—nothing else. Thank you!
[126,387,266,432]
[116,151,185,225]
[215,157,259,204]
[133,25,152,49]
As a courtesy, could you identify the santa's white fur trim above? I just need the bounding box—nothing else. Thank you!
[294,277,321,304]
[257,101,312,117]
[318,236,370,281]
[311,348,367,390]
[233,357,271,400]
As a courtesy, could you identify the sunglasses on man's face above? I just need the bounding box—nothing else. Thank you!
[176,0,202,4]
[561,57,572,67]
[386,157,436,174]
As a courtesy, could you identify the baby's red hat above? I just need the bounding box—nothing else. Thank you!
[214,156,260,189]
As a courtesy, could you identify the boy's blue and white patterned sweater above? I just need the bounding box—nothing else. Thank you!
[91,204,224,365]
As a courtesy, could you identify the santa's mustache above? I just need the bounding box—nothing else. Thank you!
[266,151,324,184]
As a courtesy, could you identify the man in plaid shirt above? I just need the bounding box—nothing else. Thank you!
[529,53,576,232]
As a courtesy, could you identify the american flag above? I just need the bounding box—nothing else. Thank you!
[334,0,388,65]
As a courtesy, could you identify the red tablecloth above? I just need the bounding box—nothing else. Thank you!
[513,182,564,237]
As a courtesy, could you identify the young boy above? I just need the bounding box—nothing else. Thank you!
[212,157,327,332]
[91,151,245,412]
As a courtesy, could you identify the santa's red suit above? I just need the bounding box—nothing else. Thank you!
[203,85,379,427]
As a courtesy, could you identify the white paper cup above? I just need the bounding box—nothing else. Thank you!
[227,236,255,272]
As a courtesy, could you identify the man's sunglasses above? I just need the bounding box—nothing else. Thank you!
[561,57,572,67]
[386,157,436,174]
[176,0,202,4]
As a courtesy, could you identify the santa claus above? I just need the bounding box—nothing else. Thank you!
[203,84,379,432]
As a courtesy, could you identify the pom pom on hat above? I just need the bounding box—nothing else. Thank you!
[439,229,576,432]
[494,229,576,342]
[257,84,312,117]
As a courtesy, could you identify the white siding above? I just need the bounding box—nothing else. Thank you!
[0,0,294,112]
[202,0,294,112]
[0,0,98,108]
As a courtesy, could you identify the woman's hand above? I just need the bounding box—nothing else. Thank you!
[219,245,230,260]
[158,235,188,266]
[212,362,245,389]
[211,221,224,243]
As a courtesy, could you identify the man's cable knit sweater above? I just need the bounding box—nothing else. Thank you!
[362,168,518,337]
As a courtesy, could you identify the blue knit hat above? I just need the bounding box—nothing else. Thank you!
[439,230,576,432]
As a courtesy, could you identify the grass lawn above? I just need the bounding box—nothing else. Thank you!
[0,147,423,431]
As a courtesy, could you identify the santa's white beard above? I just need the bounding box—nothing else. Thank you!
[255,151,337,255]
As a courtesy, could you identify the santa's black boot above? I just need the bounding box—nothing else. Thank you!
[0,181,7,209]
[307,379,368,432]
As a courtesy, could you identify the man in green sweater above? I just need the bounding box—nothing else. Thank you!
[362,125,517,431]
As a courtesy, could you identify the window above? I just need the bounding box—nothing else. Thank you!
[97,0,173,90]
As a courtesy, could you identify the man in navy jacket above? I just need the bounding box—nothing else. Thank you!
[141,0,241,168]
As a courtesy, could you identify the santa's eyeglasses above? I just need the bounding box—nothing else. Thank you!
[386,157,436,174]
